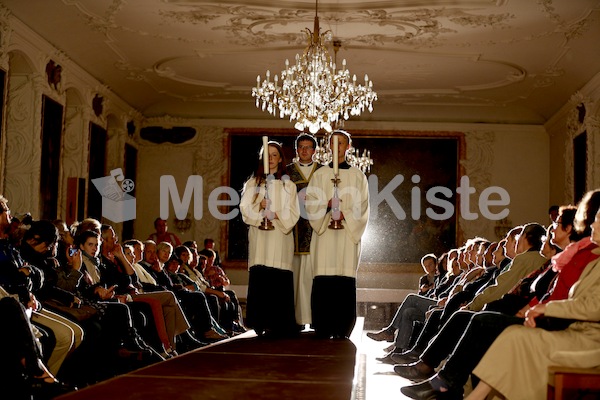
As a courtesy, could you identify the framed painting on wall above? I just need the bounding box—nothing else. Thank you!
[224,129,462,268]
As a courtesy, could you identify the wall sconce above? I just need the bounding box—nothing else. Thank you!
[173,214,192,234]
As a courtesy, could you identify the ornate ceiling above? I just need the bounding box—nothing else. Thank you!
[3,0,600,125]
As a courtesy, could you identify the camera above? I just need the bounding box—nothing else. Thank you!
[68,248,78,257]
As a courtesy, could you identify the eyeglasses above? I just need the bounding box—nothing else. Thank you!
[298,145,314,150]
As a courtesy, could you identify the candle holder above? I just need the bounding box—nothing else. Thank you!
[328,175,344,230]
[259,178,275,231]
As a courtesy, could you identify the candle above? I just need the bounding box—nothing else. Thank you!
[333,135,339,175]
[262,136,269,173]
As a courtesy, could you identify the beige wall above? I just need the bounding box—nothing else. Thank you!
[489,127,550,228]
[132,121,550,288]
[2,13,599,289]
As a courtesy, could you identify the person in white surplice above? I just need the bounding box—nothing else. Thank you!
[305,130,369,339]
[240,140,300,337]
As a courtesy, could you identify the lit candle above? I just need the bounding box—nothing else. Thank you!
[333,135,339,175]
[262,136,269,173]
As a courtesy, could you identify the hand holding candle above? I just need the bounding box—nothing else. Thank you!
[262,136,269,173]
[333,135,339,175]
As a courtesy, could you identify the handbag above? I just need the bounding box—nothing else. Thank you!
[43,298,98,322]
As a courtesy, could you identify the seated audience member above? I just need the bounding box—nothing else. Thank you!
[417,253,437,295]
[539,194,600,305]
[377,234,512,363]
[398,224,555,398]
[165,255,200,292]
[71,217,101,237]
[366,253,443,344]
[175,248,222,322]
[203,249,230,290]
[121,242,194,357]
[0,201,84,379]
[198,238,222,266]
[176,246,246,334]
[549,204,560,223]
[122,240,159,290]
[37,224,162,384]
[0,287,76,399]
[167,253,241,336]
[19,220,97,381]
[143,241,228,342]
[368,237,488,356]
[52,219,75,270]
[399,196,600,399]
[148,218,181,246]
[466,205,600,400]
[464,224,547,312]
[390,240,502,365]
[428,249,461,301]
[99,224,196,356]
[182,240,200,261]
[70,229,165,364]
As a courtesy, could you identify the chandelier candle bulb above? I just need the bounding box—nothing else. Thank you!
[262,136,269,173]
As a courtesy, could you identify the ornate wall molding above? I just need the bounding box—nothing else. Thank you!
[4,74,43,216]
[0,6,12,69]
[138,124,225,243]
[564,91,598,201]
[192,126,227,245]
[589,116,600,189]
[459,130,496,241]
[59,104,91,220]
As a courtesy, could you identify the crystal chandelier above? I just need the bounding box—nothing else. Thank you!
[251,0,377,134]
[313,130,374,174]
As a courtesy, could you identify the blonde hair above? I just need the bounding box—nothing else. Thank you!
[156,241,173,254]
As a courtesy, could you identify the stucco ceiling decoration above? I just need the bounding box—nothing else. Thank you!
[2,0,600,124]
[155,4,521,97]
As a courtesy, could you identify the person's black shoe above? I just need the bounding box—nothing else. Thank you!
[393,362,434,381]
[391,349,420,364]
[29,377,77,400]
[366,329,394,342]
[400,380,437,400]
[400,379,463,400]
[376,351,400,364]
[176,331,208,352]
[118,346,156,361]
[231,321,248,333]
[126,328,153,351]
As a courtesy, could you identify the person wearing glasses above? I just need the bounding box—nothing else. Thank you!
[285,133,322,330]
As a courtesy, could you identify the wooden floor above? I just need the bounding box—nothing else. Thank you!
[55,319,416,400]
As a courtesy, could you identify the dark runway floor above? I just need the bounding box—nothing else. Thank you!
[55,328,360,400]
